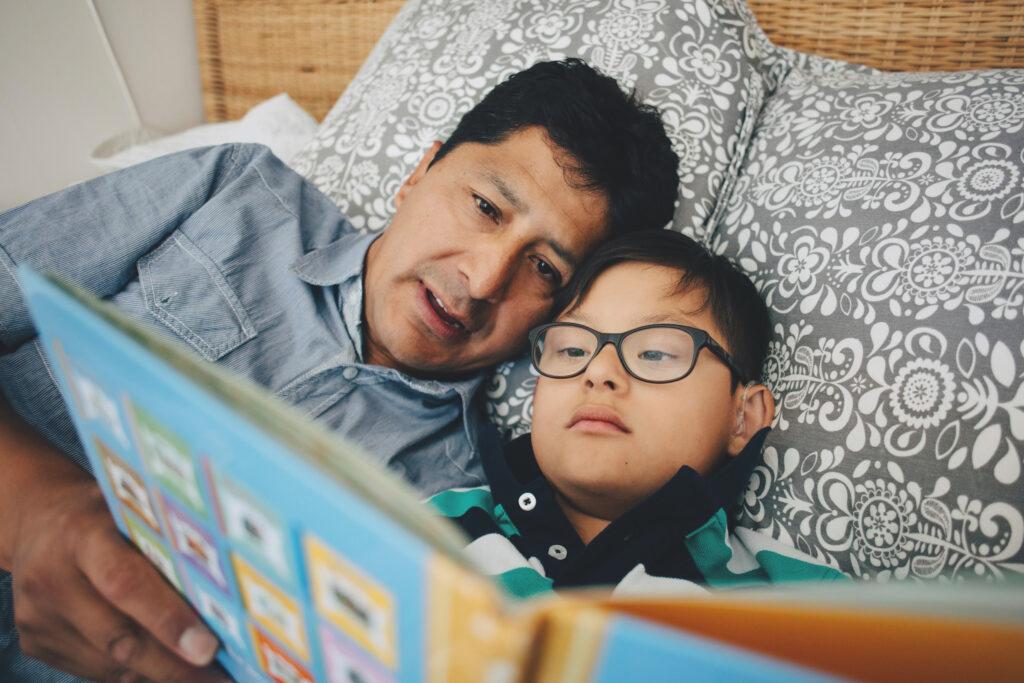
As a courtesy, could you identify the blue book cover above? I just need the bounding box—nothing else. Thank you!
[22,266,857,683]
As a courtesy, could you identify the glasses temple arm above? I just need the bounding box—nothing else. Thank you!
[706,339,750,385]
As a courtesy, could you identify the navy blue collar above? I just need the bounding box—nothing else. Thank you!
[483,426,772,542]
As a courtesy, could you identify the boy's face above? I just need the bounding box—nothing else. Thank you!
[363,126,609,377]
[531,262,740,520]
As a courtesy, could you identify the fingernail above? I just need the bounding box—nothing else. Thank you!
[179,625,219,665]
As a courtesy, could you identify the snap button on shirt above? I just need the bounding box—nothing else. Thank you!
[342,366,359,380]
[518,492,536,511]
[548,544,568,560]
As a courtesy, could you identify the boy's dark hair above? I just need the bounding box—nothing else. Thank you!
[555,230,772,391]
[431,58,679,236]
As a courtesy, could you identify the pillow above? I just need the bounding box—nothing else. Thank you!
[91,94,317,171]
[711,64,1024,581]
[291,0,787,240]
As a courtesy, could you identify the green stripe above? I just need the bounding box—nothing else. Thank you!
[684,509,848,587]
[754,550,848,582]
[685,510,756,588]
[427,487,520,538]
[496,566,554,599]
[428,486,495,518]
[490,502,519,539]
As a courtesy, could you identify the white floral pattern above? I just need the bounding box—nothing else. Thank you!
[714,64,1024,582]
[292,0,787,236]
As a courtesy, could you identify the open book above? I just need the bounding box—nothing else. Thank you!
[21,266,1024,683]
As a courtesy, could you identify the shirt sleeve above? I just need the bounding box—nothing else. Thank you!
[0,143,262,353]
[0,143,277,465]
[684,509,850,586]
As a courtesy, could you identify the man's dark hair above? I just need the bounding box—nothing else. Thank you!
[431,58,679,236]
[555,230,772,391]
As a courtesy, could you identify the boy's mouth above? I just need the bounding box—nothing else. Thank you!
[567,406,630,434]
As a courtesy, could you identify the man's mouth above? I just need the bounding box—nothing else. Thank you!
[419,284,470,342]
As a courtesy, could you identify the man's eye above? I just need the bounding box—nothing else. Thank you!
[558,347,588,358]
[474,194,499,221]
[532,256,562,285]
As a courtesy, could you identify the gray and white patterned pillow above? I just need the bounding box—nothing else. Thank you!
[711,65,1024,581]
[292,0,785,239]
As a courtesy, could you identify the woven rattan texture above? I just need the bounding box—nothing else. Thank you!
[194,0,404,122]
[194,0,1024,122]
[751,0,1024,72]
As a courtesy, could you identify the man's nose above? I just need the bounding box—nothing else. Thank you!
[583,343,628,391]
[464,238,518,303]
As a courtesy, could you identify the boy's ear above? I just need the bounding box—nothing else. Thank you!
[726,382,775,457]
[395,141,443,208]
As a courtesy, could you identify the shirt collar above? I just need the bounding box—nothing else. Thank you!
[289,229,487,414]
[291,230,377,362]
[290,230,379,287]
[485,426,772,539]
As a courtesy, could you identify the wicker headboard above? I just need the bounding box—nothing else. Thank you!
[193,0,1024,123]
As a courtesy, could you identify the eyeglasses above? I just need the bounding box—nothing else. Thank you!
[528,322,748,385]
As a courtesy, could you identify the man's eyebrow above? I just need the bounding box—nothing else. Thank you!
[545,239,578,271]
[485,172,526,213]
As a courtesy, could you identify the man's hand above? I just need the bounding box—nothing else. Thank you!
[0,398,229,683]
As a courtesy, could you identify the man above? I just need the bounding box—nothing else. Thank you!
[0,60,678,682]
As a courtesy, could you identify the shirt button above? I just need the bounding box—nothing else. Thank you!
[342,367,359,380]
[518,492,536,511]
[548,544,567,560]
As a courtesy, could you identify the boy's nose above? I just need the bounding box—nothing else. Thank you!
[583,343,628,391]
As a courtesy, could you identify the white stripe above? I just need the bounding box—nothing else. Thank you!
[733,526,825,565]
[464,533,533,575]
[612,564,710,596]
[723,529,762,574]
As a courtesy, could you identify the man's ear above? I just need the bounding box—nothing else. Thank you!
[395,140,443,208]
[726,382,775,457]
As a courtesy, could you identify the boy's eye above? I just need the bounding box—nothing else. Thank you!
[558,346,589,358]
[637,349,676,362]
[474,194,499,221]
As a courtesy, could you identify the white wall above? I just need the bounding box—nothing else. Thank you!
[0,0,203,210]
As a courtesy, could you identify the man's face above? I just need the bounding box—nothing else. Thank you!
[530,262,740,521]
[362,126,609,376]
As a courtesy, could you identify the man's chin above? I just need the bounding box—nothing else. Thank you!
[387,343,489,379]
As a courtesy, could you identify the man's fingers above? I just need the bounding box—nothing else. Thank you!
[58,571,227,683]
[76,524,220,667]
[19,611,144,683]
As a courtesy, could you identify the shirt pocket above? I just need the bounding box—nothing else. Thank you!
[137,230,257,361]
[276,362,358,419]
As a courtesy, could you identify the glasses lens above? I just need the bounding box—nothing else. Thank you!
[533,325,599,378]
[620,327,696,382]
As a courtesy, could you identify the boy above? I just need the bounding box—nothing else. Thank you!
[430,230,847,596]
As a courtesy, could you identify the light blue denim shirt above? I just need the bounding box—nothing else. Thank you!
[0,143,490,680]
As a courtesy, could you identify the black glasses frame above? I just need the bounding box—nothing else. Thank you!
[528,322,748,385]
